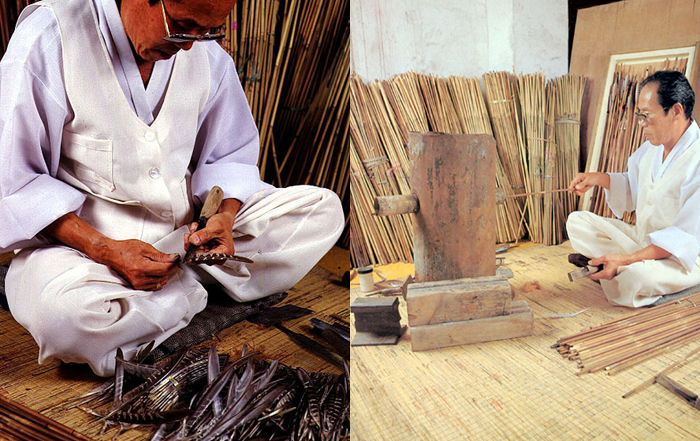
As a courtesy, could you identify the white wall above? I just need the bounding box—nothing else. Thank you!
[350,0,569,82]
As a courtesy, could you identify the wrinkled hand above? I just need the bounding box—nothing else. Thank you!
[103,239,180,291]
[588,254,627,281]
[568,172,609,196]
[183,212,235,265]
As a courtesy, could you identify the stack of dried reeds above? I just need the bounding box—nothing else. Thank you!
[517,73,546,244]
[549,74,587,243]
[349,74,414,266]
[553,294,700,375]
[223,0,350,237]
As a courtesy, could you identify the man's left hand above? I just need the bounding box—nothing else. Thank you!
[588,254,627,281]
[183,211,235,264]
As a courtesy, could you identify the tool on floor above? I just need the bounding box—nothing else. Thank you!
[364,275,413,298]
[624,346,700,409]
[182,186,254,265]
[567,253,602,281]
[351,297,404,346]
[372,133,533,351]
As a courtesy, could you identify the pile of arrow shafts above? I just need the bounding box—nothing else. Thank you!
[0,394,90,441]
[66,344,349,441]
[590,59,687,222]
[554,294,700,376]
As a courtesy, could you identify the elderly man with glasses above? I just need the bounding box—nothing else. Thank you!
[0,0,343,376]
[567,70,700,308]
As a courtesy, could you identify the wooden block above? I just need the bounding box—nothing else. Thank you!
[409,132,497,282]
[407,276,513,326]
[410,301,534,351]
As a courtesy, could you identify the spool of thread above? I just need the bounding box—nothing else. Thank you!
[358,267,375,292]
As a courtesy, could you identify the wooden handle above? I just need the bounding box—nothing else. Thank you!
[200,186,224,220]
[374,195,420,216]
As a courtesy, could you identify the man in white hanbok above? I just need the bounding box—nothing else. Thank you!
[567,70,700,308]
[0,0,344,376]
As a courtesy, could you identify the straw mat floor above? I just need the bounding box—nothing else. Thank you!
[351,242,700,440]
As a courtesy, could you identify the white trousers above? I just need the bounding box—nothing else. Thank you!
[566,211,700,308]
[6,186,344,376]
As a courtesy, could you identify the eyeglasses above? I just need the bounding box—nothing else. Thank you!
[635,107,668,125]
[160,0,225,43]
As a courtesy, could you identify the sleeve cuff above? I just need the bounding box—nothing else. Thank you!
[604,172,633,218]
[646,226,699,272]
[0,174,85,251]
[191,162,273,206]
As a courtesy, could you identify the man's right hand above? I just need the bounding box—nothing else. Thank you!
[568,172,611,196]
[101,239,180,291]
[42,212,179,292]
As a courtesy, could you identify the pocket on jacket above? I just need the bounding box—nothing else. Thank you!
[61,130,115,192]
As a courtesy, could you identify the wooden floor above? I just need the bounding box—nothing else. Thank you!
[0,248,349,440]
[351,242,700,440]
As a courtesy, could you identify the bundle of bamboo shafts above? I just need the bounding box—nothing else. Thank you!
[349,75,414,266]
[0,394,90,441]
[217,0,352,246]
[554,293,700,375]
[422,73,524,243]
[543,82,564,244]
[517,73,546,244]
[483,72,528,205]
[590,60,685,222]
[278,31,349,194]
[549,74,587,242]
[224,0,349,203]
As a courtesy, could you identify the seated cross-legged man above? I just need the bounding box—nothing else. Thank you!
[0,0,343,376]
[567,70,700,308]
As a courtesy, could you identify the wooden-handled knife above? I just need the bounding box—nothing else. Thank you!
[182,186,254,265]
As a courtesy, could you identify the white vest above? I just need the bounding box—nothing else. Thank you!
[635,139,700,244]
[22,0,210,244]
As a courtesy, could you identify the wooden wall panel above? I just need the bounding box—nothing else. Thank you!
[570,0,700,167]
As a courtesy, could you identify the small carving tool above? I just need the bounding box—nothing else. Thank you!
[567,253,602,282]
[182,186,254,265]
